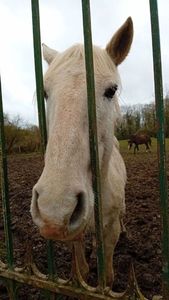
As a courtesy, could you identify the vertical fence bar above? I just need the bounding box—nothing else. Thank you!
[81,0,106,290]
[149,1,169,298]
[0,77,17,298]
[0,77,13,268]
[31,0,47,153]
[31,1,56,299]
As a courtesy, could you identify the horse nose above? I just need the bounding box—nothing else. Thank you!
[31,187,87,240]
[30,187,45,227]
[69,192,86,231]
[31,187,69,238]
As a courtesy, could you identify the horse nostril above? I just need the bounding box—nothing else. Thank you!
[34,189,39,200]
[33,188,39,205]
[31,188,41,219]
[69,192,85,229]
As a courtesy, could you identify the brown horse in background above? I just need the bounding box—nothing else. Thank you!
[128,133,152,154]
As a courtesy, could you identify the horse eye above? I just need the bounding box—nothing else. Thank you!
[44,90,48,100]
[104,84,118,100]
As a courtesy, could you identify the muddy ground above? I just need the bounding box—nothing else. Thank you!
[0,148,169,299]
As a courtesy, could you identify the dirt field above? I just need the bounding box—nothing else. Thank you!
[0,146,169,299]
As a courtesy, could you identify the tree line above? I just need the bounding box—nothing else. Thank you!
[2,95,169,153]
[3,114,40,154]
[116,95,169,140]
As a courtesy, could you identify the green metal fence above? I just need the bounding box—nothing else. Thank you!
[0,0,168,299]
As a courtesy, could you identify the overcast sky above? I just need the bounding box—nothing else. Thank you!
[0,0,169,125]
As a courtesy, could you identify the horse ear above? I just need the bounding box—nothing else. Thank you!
[42,44,58,65]
[106,17,133,66]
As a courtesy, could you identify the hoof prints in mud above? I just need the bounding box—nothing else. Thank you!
[0,152,168,299]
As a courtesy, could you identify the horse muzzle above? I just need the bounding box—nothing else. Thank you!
[31,188,90,241]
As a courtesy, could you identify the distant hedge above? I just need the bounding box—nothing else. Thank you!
[4,114,41,154]
[116,96,169,140]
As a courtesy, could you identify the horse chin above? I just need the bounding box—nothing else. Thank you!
[40,219,87,242]
[68,218,87,241]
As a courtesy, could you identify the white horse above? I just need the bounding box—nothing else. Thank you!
[31,17,133,287]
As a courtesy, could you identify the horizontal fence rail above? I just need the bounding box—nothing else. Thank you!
[0,0,168,299]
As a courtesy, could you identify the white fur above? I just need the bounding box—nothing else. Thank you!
[31,18,133,286]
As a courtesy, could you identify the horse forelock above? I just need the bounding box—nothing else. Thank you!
[45,43,120,78]
[44,43,121,128]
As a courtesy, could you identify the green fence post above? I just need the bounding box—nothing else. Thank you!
[31,1,57,299]
[81,0,106,291]
[31,0,47,153]
[149,1,169,298]
[0,77,17,299]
